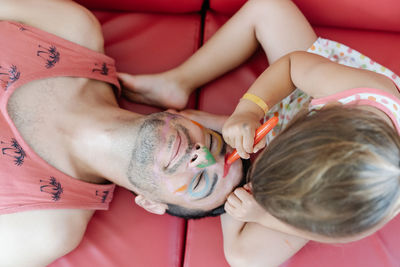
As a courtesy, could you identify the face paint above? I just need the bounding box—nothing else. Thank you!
[189,120,217,168]
[174,184,188,194]
[205,129,223,156]
[190,120,223,156]
[196,147,216,168]
[161,115,174,139]
[187,171,211,198]
[190,120,204,129]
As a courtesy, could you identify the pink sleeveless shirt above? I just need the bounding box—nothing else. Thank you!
[0,21,121,215]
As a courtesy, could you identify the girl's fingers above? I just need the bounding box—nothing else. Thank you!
[234,135,244,157]
[227,193,242,208]
[223,125,238,149]
[223,130,234,148]
[224,135,233,148]
[253,137,266,153]
[224,202,235,216]
[234,187,252,202]
[235,135,250,159]
[242,126,255,154]
[243,183,252,192]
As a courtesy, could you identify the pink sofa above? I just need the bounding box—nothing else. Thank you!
[49,0,400,266]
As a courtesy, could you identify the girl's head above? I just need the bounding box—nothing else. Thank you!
[250,106,400,242]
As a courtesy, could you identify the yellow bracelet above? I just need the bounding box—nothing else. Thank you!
[241,93,269,114]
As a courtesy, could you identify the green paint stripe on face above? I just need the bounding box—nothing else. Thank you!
[196,147,216,168]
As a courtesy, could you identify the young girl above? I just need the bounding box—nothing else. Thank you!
[119,0,400,265]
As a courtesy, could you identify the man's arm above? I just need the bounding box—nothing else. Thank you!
[221,213,307,267]
[0,209,93,266]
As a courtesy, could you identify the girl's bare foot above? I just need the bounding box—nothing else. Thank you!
[118,71,192,110]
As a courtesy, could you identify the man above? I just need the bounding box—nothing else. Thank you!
[0,1,243,266]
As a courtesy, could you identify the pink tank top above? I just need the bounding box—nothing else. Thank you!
[0,21,120,215]
[309,38,400,134]
[311,87,400,134]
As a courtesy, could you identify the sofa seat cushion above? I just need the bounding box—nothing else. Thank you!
[50,187,186,267]
[184,215,400,267]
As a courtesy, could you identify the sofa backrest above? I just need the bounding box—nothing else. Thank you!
[75,0,400,33]
[210,0,400,32]
[75,0,203,13]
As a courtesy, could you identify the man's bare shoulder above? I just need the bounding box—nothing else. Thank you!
[0,208,94,266]
[0,0,104,52]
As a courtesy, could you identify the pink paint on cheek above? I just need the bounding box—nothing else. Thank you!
[152,147,162,166]
[154,115,174,179]
[162,116,173,138]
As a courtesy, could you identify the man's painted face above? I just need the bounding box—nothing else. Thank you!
[128,112,243,211]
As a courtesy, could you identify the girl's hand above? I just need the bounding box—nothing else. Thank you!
[222,111,265,159]
[224,184,266,223]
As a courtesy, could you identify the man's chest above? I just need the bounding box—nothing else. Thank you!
[5,76,88,172]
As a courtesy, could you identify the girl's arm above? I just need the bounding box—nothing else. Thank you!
[290,51,398,98]
[236,51,397,115]
[222,185,308,267]
[222,53,296,158]
[221,213,307,267]
[223,51,398,158]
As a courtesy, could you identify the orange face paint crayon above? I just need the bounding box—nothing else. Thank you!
[223,116,279,177]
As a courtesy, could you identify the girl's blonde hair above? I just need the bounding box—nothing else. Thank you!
[250,106,400,237]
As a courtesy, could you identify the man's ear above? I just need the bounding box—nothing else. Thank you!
[134,195,168,215]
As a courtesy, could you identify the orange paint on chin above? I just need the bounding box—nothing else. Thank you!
[174,184,188,194]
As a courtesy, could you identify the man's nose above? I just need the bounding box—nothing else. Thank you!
[189,143,216,169]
